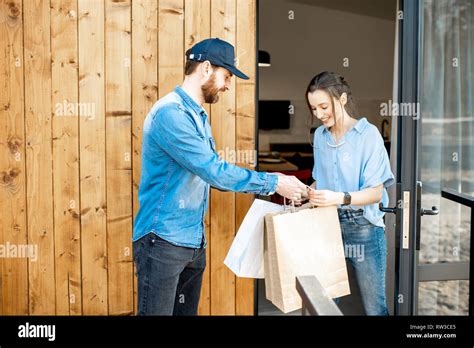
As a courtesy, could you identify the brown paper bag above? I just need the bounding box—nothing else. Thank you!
[264,204,350,313]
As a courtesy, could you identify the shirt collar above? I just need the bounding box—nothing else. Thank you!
[322,117,368,134]
[353,117,368,133]
[174,85,207,119]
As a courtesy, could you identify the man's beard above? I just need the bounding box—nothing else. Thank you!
[202,74,222,104]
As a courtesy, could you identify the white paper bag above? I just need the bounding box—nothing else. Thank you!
[224,199,284,278]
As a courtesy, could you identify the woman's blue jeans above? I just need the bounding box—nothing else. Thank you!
[335,209,389,316]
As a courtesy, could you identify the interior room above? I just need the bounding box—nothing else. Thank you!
[257,0,398,315]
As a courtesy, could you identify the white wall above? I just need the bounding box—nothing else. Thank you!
[258,0,397,151]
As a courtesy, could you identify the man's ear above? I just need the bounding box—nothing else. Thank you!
[201,60,213,78]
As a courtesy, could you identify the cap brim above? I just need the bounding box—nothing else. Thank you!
[223,63,250,80]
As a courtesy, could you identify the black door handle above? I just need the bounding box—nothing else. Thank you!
[379,202,397,214]
[421,206,439,216]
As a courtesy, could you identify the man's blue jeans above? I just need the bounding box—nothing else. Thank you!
[336,209,389,316]
[133,233,206,315]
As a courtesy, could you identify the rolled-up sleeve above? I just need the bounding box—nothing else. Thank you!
[361,126,395,189]
[151,104,277,195]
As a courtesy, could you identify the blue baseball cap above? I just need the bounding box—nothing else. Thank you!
[186,38,249,80]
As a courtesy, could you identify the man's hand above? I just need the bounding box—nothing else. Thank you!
[274,174,308,201]
[308,189,344,207]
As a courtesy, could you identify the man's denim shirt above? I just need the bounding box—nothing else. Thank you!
[133,86,278,248]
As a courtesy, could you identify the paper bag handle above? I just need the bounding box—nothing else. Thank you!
[283,197,296,213]
[283,185,319,213]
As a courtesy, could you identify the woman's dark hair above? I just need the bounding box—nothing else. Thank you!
[305,71,358,122]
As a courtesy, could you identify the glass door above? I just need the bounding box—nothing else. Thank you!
[391,0,473,316]
[416,0,473,316]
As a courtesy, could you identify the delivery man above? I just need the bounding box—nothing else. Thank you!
[132,38,307,315]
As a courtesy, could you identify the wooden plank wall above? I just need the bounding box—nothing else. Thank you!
[0,0,257,316]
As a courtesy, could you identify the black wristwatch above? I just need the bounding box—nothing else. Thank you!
[342,192,351,206]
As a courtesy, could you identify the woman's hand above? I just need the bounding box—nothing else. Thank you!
[308,184,384,207]
[308,189,343,207]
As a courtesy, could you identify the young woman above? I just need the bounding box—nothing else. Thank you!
[305,71,394,316]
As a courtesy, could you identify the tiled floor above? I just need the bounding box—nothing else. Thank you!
[257,262,366,316]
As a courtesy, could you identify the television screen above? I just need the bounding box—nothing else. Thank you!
[258,100,291,130]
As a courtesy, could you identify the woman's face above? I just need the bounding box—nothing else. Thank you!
[307,89,344,128]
